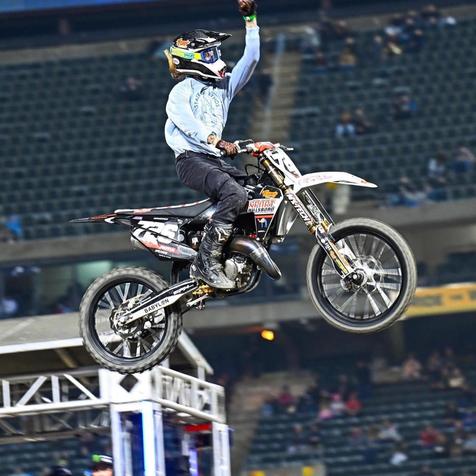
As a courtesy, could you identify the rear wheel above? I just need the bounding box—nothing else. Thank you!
[79,267,182,374]
[306,218,417,333]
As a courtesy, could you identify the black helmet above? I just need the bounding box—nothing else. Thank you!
[91,454,113,471]
[165,29,231,81]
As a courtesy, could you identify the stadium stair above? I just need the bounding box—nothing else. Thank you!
[228,370,315,475]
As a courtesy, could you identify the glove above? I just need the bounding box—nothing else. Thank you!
[216,140,239,158]
[238,0,257,17]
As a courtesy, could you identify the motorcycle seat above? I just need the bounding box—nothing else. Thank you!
[115,199,214,218]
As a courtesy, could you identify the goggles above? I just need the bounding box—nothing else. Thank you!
[170,46,221,64]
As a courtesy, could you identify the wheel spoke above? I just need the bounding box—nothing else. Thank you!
[123,340,131,358]
[379,282,401,291]
[375,285,392,307]
[364,290,382,316]
[376,268,402,277]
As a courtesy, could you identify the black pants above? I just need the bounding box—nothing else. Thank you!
[176,151,249,224]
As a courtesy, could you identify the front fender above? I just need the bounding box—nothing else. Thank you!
[293,172,377,193]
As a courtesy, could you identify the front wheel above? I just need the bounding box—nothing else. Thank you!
[306,218,417,334]
[79,267,183,374]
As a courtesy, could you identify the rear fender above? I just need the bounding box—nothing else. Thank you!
[69,213,121,224]
[293,172,377,193]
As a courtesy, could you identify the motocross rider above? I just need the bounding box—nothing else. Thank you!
[164,0,260,289]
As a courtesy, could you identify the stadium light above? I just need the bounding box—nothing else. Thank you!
[260,329,276,341]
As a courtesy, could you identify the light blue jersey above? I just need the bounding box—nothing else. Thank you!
[165,27,260,157]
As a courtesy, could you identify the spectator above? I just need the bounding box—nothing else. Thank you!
[420,424,448,456]
[428,152,448,184]
[261,396,276,417]
[346,392,363,416]
[420,424,441,447]
[446,366,466,389]
[277,385,295,413]
[450,420,467,457]
[349,426,367,446]
[5,215,23,240]
[354,108,374,135]
[335,111,355,138]
[287,423,310,454]
[385,13,405,37]
[407,29,425,53]
[307,421,321,447]
[463,411,476,431]
[387,176,427,207]
[372,35,387,63]
[378,420,402,442]
[393,92,417,119]
[402,354,423,380]
[118,76,144,101]
[390,443,408,465]
[318,400,333,420]
[463,434,476,454]
[315,49,328,72]
[362,426,379,464]
[453,146,476,173]
[420,4,441,27]
[301,26,321,55]
[0,296,19,318]
[0,219,15,243]
[330,393,346,416]
[297,391,316,413]
[339,37,358,68]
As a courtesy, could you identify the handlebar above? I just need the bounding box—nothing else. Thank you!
[233,139,294,155]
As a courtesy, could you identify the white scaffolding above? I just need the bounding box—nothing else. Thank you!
[0,313,230,475]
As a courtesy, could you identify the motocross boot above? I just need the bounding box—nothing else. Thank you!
[190,221,235,290]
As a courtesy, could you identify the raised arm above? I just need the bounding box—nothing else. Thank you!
[228,0,260,99]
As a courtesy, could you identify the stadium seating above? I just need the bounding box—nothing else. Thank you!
[0,42,256,240]
[0,434,110,475]
[290,20,476,203]
[247,377,476,475]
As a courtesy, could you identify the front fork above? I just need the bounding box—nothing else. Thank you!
[285,188,358,279]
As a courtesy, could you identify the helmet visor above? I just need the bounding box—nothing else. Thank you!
[199,47,221,64]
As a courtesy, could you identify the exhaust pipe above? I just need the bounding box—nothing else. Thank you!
[229,237,282,280]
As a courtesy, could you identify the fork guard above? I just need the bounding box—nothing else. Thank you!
[229,236,282,280]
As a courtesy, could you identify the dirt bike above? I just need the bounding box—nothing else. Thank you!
[71,140,417,374]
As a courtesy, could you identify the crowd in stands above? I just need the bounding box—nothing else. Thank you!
[388,145,476,207]
[301,4,455,73]
[258,348,476,475]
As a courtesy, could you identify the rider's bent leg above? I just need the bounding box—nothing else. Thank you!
[176,154,248,289]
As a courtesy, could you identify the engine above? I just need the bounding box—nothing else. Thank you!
[224,254,254,289]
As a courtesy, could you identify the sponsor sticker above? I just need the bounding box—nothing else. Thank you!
[261,187,280,199]
[247,198,280,214]
[176,38,191,48]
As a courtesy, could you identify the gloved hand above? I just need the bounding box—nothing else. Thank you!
[216,140,239,157]
[238,0,257,17]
